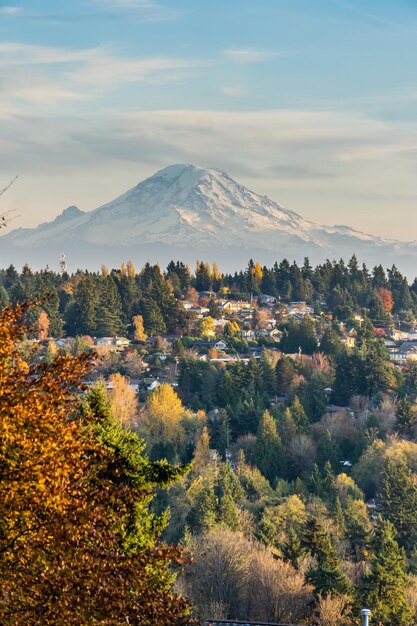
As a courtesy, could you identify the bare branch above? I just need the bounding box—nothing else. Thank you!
[0,175,20,229]
[0,175,18,199]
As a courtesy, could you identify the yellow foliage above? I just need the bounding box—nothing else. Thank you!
[254,261,263,282]
[0,303,194,625]
[133,314,147,341]
[126,259,136,278]
[108,372,138,429]
[141,383,185,443]
[200,315,216,338]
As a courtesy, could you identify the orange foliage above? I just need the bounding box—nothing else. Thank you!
[0,303,194,625]
[377,287,394,313]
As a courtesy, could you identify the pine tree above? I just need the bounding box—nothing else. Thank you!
[361,518,413,626]
[71,274,98,336]
[193,427,211,474]
[279,407,297,443]
[334,497,346,538]
[141,297,166,336]
[322,461,338,504]
[395,398,417,438]
[379,458,417,554]
[306,530,351,599]
[310,463,325,499]
[282,527,304,568]
[254,410,283,483]
[195,485,217,532]
[316,429,340,472]
[290,395,310,433]
[96,275,124,336]
[276,356,296,396]
[219,488,241,531]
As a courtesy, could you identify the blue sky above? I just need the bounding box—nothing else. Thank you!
[2,0,417,240]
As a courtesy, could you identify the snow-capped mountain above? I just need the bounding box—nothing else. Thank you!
[1,164,417,275]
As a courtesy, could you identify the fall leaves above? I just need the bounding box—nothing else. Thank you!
[0,303,194,625]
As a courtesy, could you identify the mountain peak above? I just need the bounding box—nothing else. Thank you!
[60,205,84,219]
[3,163,417,277]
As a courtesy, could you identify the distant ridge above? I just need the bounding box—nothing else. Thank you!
[1,164,417,276]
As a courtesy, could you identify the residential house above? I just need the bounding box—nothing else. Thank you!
[114,337,130,347]
[95,337,114,346]
[389,342,417,363]
[341,329,357,349]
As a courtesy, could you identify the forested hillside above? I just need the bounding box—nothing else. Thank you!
[2,256,417,625]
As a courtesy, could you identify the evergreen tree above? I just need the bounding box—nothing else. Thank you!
[379,459,417,554]
[0,285,9,308]
[96,275,124,336]
[395,398,417,438]
[282,527,304,569]
[302,373,327,422]
[306,530,351,599]
[361,519,413,626]
[141,297,166,336]
[334,497,346,538]
[194,485,217,532]
[69,274,98,336]
[276,356,296,396]
[254,410,283,483]
[290,395,310,433]
[316,429,340,471]
[218,488,241,531]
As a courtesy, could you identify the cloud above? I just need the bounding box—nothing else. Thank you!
[0,42,201,106]
[87,0,179,21]
[223,48,287,63]
[222,85,245,97]
[333,0,402,29]
[0,6,25,15]
[3,107,417,240]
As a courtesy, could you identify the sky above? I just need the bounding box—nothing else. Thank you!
[2,0,417,240]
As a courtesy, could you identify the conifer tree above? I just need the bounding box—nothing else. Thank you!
[97,274,124,336]
[193,426,211,474]
[276,355,296,396]
[316,428,340,471]
[290,395,310,433]
[282,527,304,568]
[379,458,417,553]
[219,488,241,531]
[334,497,346,538]
[195,485,217,532]
[306,530,351,599]
[361,519,413,626]
[280,407,298,443]
[395,398,417,438]
[254,410,283,483]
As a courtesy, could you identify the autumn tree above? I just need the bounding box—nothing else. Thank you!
[37,309,50,339]
[377,287,394,313]
[133,313,147,341]
[108,373,139,429]
[200,315,216,338]
[0,303,194,626]
[141,383,186,447]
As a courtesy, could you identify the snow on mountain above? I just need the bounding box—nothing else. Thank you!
[1,164,417,274]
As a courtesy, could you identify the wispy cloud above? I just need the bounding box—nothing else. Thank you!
[3,107,417,237]
[0,42,201,105]
[0,5,25,15]
[333,0,401,29]
[222,85,245,97]
[224,48,287,63]
[88,0,179,21]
